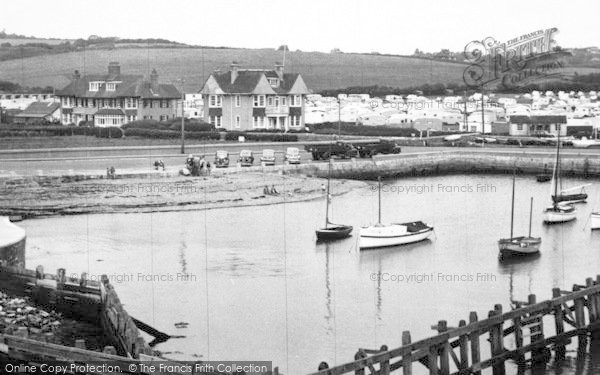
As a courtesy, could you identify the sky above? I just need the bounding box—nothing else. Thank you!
[1,0,599,54]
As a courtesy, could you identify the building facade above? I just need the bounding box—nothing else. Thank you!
[56,62,181,126]
[199,63,310,131]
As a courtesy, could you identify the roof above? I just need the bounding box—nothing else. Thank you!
[56,73,180,99]
[210,70,304,94]
[510,115,567,124]
[14,102,60,118]
[96,108,125,115]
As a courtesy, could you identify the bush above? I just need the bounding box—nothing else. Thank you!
[124,128,219,140]
[95,127,123,138]
[121,120,168,130]
[168,119,214,132]
[310,122,418,137]
[223,131,298,142]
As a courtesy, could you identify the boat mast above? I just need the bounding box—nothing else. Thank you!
[510,170,515,239]
[378,176,382,224]
[554,123,561,203]
[325,139,332,227]
[529,197,533,237]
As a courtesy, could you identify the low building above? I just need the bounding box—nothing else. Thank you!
[56,62,181,126]
[13,102,60,124]
[508,115,567,136]
[199,62,310,131]
[0,93,56,110]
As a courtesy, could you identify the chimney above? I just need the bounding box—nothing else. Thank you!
[150,69,159,91]
[108,62,120,76]
[73,70,81,80]
[230,62,239,84]
[275,62,284,80]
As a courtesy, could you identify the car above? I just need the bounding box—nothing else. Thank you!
[238,150,254,167]
[285,147,301,164]
[260,149,276,166]
[214,150,229,168]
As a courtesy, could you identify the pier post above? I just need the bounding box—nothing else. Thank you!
[458,320,469,371]
[354,351,365,375]
[427,342,438,375]
[512,309,525,366]
[552,288,567,361]
[489,306,505,375]
[573,285,588,355]
[468,312,481,375]
[380,345,390,375]
[586,278,597,323]
[401,331,412,375]
[437,321,450,375]
[528,294,548,365]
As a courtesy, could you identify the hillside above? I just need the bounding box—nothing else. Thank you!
[0,47,469,92]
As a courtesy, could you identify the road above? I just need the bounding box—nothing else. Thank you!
[0,142,599,175]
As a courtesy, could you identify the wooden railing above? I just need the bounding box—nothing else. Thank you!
[309,275,600,375]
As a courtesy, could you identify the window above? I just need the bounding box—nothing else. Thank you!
[210,116,223,127]
[209,95,222,108]
[235,95,241,107]
[290,116,301,127]
[160,115,167,121]
[281,97,287,106]
[126,98,137,108]
[89,82,102,92]
[517,124,523,131]
[106,82,116,91]
[267,96,274,106]
[268,78,278,86]
[253,95,265,107]
[235,116,240,128]
[253,116,265,128]
[290,95,301,107]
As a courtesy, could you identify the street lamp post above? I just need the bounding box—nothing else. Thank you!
[179,79,185,154]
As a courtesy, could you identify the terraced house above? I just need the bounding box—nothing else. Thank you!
[57,62,181,126]
[200,62,310,131]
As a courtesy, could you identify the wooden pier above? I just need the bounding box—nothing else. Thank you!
[310,275,600,375]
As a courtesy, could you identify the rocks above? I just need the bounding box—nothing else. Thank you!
[0,291,62,337]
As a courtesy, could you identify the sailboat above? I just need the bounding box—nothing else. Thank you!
[315,149,353,241]
[543,125,577,223]
[498,172,541,258]
[359,177,433,249]
[573,128,600,148]
[591,212,600,230]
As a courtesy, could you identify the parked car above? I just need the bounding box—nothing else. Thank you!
[260,149,276,166]
[285,147,301,164]
[214,150,230,168]
[238,150,254,167]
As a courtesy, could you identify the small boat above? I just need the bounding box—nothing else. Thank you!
[573,129,600,148]
[359,178,433,249]
[543,124,578,224]
[498,172,541,258]
[316,149,352,241]
[536,174,551,183]
[0,216,26,268]
[552,184,590,204]
[591,212,600,230]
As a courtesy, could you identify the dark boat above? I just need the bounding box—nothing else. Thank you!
[536,174,551,182]
[316,138,353,241]
[551,187,589,204]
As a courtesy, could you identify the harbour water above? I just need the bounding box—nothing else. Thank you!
[19,174,600,374]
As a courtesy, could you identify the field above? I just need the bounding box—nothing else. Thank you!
[0,47,469,92]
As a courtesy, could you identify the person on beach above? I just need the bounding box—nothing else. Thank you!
[109,166,115,179]
[270,185,279,195]
[264,185,270,195]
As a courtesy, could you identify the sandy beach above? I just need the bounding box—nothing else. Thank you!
[0,171,367,218]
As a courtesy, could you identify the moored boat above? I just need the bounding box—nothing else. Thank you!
[591,212,600,230]
[0,216,26,268]
[359,178,433,249]
[552,184,590,204]
[498,173,541,258]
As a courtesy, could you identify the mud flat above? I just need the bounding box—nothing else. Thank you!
[0,171,365,218]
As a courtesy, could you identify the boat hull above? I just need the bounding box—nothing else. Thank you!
[316,225,353,241]
[591,213,600,230]
[543,206,577,224]
[498,236,541,257]
[552,193,587,204]
[359,222,433,249]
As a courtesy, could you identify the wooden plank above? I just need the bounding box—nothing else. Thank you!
[379,345,390,375]
[489,307,505,375]
[552,288,566,361]
[437,321,450,375]
[468,312,481,375]
[402,331,412,375]
[573,285,588,355]
[457,320,468,371]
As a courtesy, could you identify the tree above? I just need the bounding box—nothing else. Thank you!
[277,45,289,52]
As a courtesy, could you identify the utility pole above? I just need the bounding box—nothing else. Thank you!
[180,79,185,154]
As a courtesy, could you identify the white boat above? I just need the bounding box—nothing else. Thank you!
[359,178,433,249]
[0,216,26,268]
[498,173,541,258]
[591,212,600,230]
[573,129,600,148]
[543,124,578,224]
[543,203,577,223]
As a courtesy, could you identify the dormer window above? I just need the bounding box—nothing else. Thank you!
[268,78,279,87]
[89,81,103,92]
[106,82,117,91]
